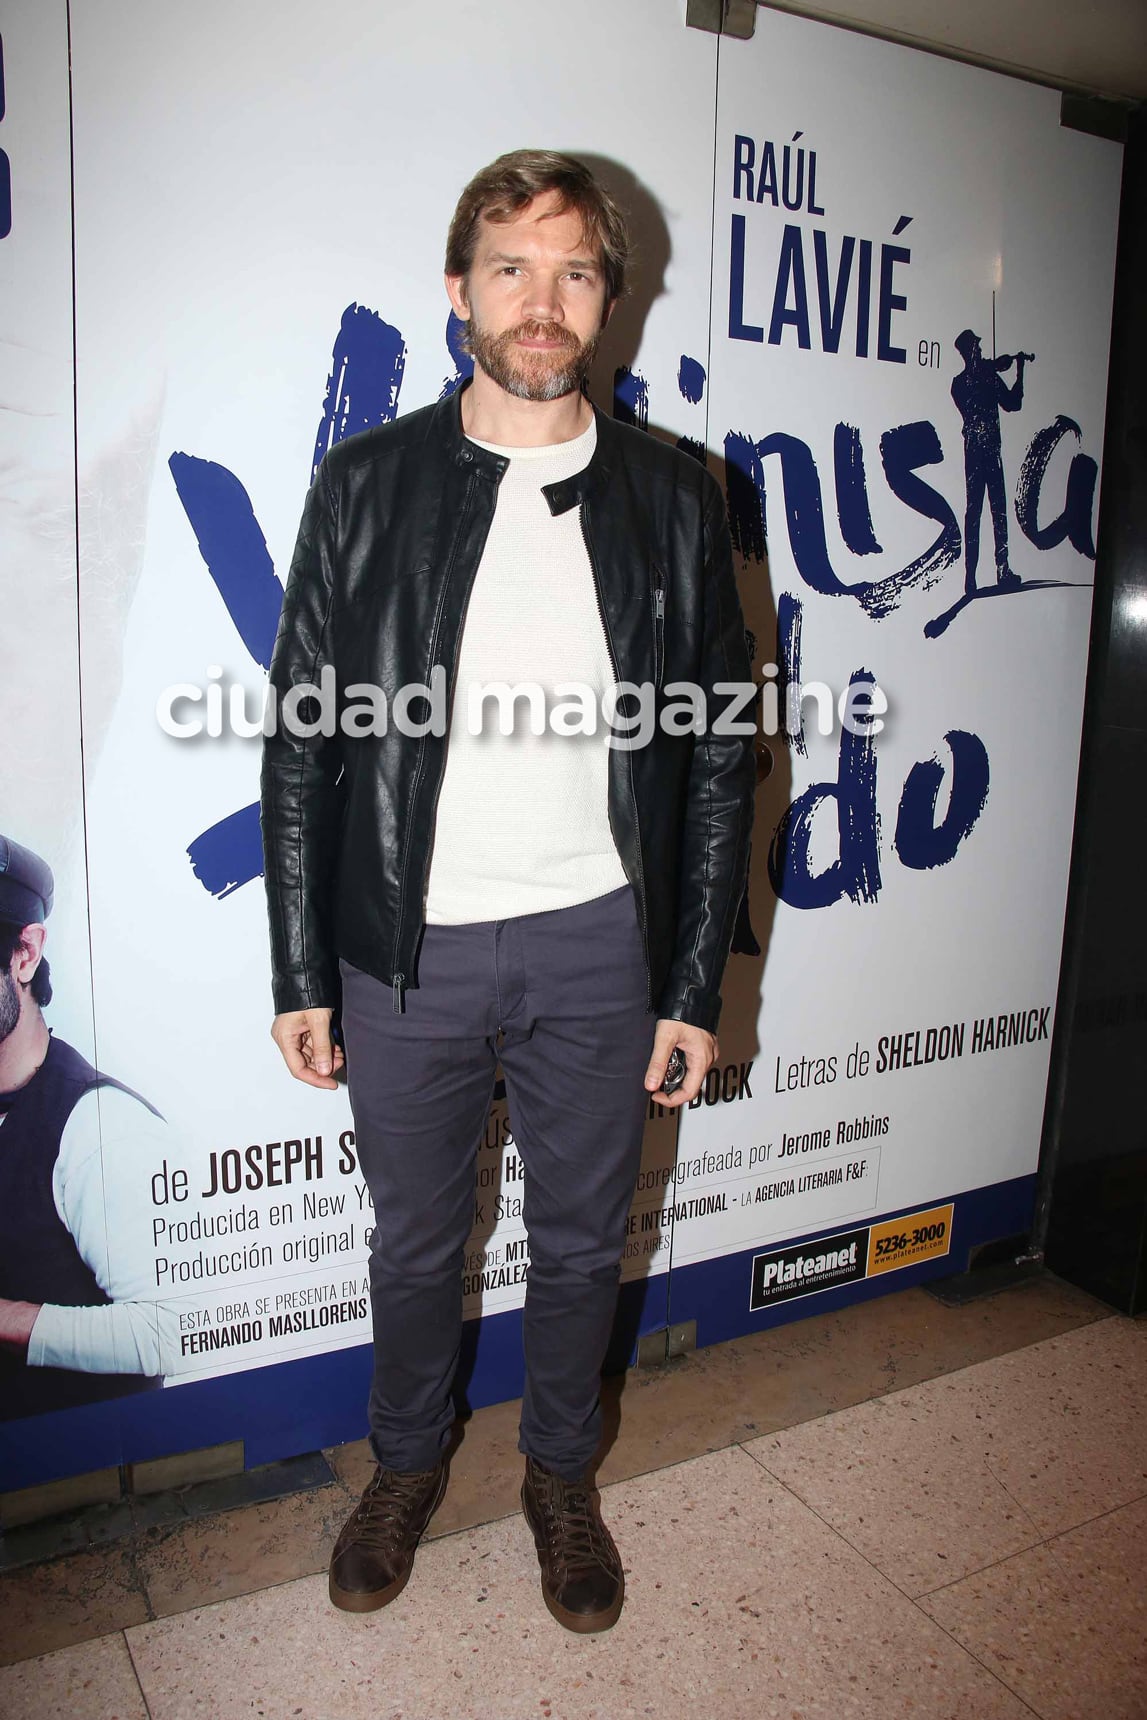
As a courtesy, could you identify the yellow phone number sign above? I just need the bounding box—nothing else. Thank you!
[866,1203,954,1277]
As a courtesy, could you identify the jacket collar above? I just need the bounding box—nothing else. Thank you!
[437,379,616,516]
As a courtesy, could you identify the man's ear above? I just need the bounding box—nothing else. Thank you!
[444,272,471,323]
[601,295,618,331]
[12,924,46,987]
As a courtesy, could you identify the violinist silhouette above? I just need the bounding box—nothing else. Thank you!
[951,329,1034,595]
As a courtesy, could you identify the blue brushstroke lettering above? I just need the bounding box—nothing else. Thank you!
[724,425,958,619]
[439,310,474,400]
[873,420,961,613]
[174,301,413,896]
[894,731,990,869]
[168,455,283,671]
[776,591,805,758]
[614,366,649,429]
[311,303,407,480]
[834,424,882,556]
[768,671,882,909]
[188,803,263,900]
[1015,415,1097,557]
[678,354,706,404]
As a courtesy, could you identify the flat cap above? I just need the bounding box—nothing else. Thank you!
[0,835,55,926]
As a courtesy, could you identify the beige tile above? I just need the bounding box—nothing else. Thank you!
[136,1483,349,1619]
[739,1273,1109,1412]
[964,1316,1147,1536]
[744,1386,1045,1597]
[0,1632,149,1720]
[746,1313,1147,1595]
[126,1446,1029,1720]
[842,1314,1147,1546]
[599,1274,1108,1480]
[921,1496,1147,1720]
[0,1545,150,1668]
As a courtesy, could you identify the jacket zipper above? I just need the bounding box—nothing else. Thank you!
[652,567,666,689]
[391,471,479,1009]
[579,499,653,1011]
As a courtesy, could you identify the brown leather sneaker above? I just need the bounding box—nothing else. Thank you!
[521,1456,624,1633]
[328,1460,448,1612]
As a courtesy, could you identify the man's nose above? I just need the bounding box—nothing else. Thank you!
[523,274,563,321]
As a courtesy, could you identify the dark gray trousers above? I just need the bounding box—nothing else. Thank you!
[339,885,655,1482]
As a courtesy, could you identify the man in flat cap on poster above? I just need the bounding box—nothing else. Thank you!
[0,834,171,1422]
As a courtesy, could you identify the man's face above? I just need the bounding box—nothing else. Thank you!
[0,925,44,1048]
[446,192,613,403]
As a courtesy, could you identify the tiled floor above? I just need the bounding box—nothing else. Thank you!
[1,1273,1144,1719]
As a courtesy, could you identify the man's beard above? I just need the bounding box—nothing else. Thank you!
[0,971,20,1048]
[468,315,600,402]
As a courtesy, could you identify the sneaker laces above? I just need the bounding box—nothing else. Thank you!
[538,1475,617,1580]
[352,1466,439,1551]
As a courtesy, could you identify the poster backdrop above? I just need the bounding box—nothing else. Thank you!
[0,0,1121,1484]
[663,14,1122,1336]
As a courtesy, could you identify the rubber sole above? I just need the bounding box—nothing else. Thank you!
[328,1561,412,1613]
[540,1575,625,1634]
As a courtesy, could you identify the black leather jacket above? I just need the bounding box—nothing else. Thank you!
[261,383,755,1032]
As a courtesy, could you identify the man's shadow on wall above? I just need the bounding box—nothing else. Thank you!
[450,155,789,1468]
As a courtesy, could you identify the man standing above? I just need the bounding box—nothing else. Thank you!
[951,328,1034,594]
[261,150,754,1632]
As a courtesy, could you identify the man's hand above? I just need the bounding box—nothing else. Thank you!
[644,1019,717,1109]
[271,1008,345,1090]
[0,1299,41,1354]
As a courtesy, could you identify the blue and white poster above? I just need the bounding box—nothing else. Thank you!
[668,13,1121,1333]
